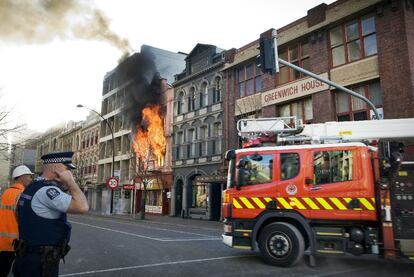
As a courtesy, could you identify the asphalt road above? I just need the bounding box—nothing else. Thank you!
[57,214,414,277]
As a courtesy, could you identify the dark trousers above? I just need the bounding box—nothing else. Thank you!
[12,253,59,277]
[0,251,15,277]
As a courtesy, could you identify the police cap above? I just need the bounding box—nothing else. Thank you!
[41,151,77,170]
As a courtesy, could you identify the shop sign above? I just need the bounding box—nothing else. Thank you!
[145,205,162,214]
[262,73,329,107]
[123,184,135,190]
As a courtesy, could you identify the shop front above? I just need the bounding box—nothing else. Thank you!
[188,175,226,220]
[134,174,171,215]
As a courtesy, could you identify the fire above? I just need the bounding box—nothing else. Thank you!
[132,104,166,167]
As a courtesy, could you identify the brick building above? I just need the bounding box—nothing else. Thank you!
[223,0,414,152]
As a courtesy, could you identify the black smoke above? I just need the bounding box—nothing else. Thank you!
[119,51,163,134]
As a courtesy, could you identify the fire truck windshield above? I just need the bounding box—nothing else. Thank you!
[235,154,273,188]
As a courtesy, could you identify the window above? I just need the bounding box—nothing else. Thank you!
[146,190,162,206]
[192,184,207,209]
[336,81,382,121]
[177,92,184,115]
[212,122,222,137]
[330,14,377,67]
[279,98,313,123]
[188,88,195,112]
[281,153,300,180]
[213,77,222,103]
[278,41,310,85]
[314,150,353,185]
[188,129,195,157]
[200,82,208,108]
[236,63,262,98]
[237,154,273,186]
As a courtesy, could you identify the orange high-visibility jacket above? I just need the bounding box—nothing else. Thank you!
[0,183,24,252]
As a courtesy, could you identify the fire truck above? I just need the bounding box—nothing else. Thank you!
[222,116,414,267]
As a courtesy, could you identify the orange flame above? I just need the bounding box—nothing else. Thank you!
[132,104,166,167]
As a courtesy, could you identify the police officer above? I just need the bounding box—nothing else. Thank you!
[13,152,89,277]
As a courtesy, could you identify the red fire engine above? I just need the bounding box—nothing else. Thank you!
[222,117,414,267]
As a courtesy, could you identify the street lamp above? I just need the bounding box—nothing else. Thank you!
[77,104,116,214]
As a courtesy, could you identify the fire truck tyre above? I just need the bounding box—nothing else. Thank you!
[258,222,305,267]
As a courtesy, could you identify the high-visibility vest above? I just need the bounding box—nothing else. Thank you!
[0,183,24,251]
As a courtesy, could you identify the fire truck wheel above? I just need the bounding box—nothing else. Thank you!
[258,222,305,267]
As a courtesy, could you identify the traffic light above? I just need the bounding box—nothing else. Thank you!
[258,29,279,75]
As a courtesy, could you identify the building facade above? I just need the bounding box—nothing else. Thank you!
[100,45,186,215]
[78,112,100,212]
[172,44,226,220]
[35,125,66,174]
[223,0,414,155]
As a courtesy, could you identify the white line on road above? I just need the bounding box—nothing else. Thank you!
[71,221,220,242]
[71,215,219,237]
[60,255,256,276]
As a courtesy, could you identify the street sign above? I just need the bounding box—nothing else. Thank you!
[107,177,119,190]
[123,184,135,190]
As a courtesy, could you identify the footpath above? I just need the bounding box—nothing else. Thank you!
[84,212,223,231]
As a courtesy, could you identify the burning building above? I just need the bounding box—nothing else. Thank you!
[98,45,185,215]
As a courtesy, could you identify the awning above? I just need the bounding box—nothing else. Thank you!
[135,178,163,190]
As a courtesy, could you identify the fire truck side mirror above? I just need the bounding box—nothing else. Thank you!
[225,150,236,161]
[236,159,249,190]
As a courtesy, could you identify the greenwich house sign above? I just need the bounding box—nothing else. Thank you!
[262,73,329,107]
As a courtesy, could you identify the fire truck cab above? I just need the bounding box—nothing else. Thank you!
[222,117,414,267]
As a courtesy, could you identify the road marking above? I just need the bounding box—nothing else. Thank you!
[71,221,220,242]
[70,214,220,234]
[60,255,256,276]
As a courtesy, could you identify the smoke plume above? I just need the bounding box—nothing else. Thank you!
[119,51,163,133]
[0,0,131,53]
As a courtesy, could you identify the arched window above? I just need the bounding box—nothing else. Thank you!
[213,77,222,103]
[200,82,208,108]
[188,88,195,112]
[177,91,184,115]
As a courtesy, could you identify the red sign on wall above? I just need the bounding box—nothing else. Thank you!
[123,185,135,190]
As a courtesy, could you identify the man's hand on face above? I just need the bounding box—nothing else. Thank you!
[54,165,76,189]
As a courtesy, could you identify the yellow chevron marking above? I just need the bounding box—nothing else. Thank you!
[240,197,255,209]
[233,245,251,250]
[330,198,347,210]
[252,197,266,209]
[277,198,293,209]
[316,198,333,210]
[371,198,376,203]
[359,198,375,211]
[316,232,343,236]
[264,197,273,203]
[303,198,319,210]
[344,198,352,203]
[233,198,243,209]
[289,198,306,210]
[317,250,344,254]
